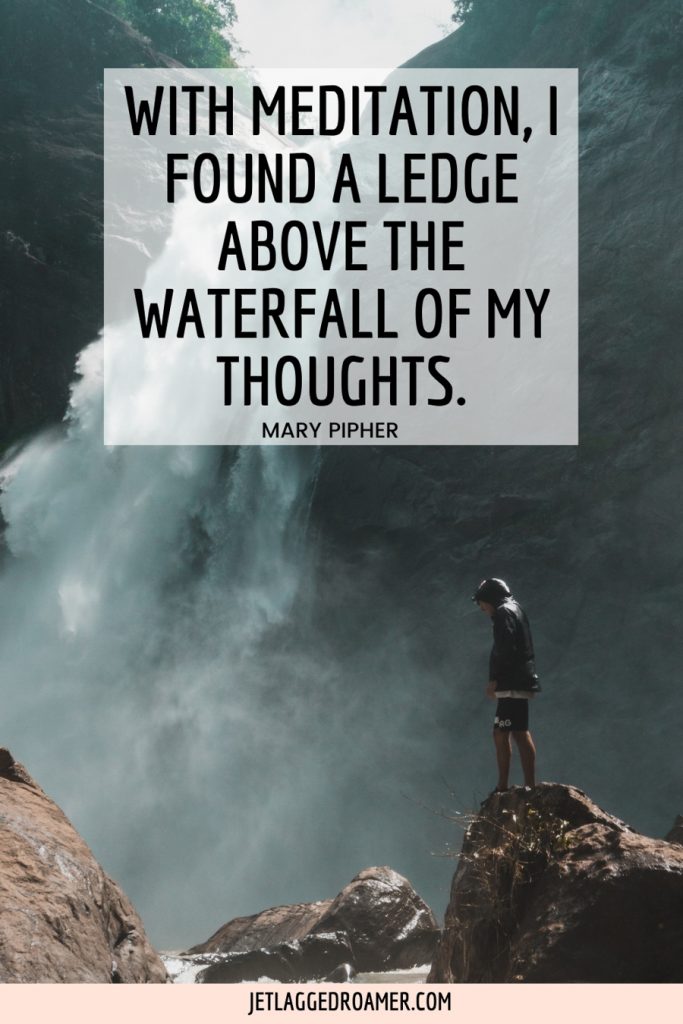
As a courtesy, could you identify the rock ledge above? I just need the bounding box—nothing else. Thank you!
[429,783,683,983]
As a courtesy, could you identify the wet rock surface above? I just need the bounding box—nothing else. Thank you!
[0,747,166,983]
[429,782,683,983]
[196,932,354,983]
[312,866,439,971]
[190,866,438,979]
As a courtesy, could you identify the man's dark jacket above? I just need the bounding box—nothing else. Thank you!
[489,598,541,692]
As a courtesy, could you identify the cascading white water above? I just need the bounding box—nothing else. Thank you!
[0,344,321,941]
[0,84,327,942]
[0,71,463,947]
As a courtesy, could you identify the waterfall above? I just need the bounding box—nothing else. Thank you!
[0,335,323,950]
[0,74,334,943]
[0,71,461,946]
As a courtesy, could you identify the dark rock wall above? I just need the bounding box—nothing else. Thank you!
[0,0,177,445]
[306,0,683,846]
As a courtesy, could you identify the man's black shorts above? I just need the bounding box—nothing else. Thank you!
[494,698,529,732]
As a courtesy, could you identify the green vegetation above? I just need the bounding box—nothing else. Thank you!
[99,0,237,66]
[452,0,682,40]
[451,1,475,22]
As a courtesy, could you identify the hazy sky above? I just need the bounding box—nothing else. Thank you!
[235,0,454,70]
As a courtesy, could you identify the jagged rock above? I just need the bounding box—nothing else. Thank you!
[429,783,683,983]
[190,899,331,953]
[312,866,438,971]
[190,866,438,974]
[197,932,354,983]
[665,815,683,845]
[0,747,166,983]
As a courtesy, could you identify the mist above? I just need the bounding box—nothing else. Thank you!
[0,69,465,945]
[235,0,454,70]
[0,371,477,945]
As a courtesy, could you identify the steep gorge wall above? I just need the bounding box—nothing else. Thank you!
[0,0,177,445]
[307,0,682,833]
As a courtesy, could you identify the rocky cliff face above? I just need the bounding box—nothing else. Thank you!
[0,0,177,445]
[0,747,166,982]
[429,783,683,983]
[305,0,683,847]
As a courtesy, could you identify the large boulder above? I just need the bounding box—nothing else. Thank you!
[312,866,438,971]
[196,932,355,983]
[190,866,438,976]
[0,748,166,983]
[429,783,683,983]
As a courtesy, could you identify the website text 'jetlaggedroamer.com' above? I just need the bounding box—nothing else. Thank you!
[247,989,452,1015]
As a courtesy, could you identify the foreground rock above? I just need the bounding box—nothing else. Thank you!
[429,783,683,983]
[0,748,166,983]
[190,866,438,979]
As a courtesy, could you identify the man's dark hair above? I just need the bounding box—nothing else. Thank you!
[472,578,512,605]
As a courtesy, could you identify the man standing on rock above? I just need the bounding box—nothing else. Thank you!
[473,578,541,792]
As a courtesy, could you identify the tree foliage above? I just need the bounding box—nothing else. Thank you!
[451,0,475,22]
[99,0,237,66]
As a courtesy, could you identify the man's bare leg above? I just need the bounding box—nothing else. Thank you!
[493,729,512,790]
[513,730,536,788]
